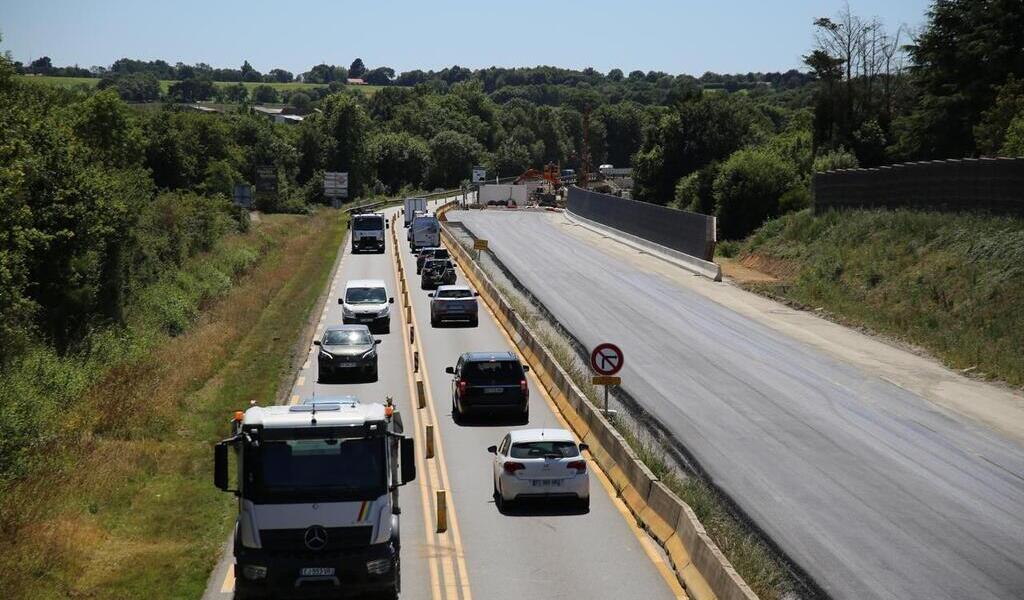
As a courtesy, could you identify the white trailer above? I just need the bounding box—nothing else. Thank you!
[403,197,427,227]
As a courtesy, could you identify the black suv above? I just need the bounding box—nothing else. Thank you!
[416,247,450,274]
[446,352,530,422]
[421,258,456,289]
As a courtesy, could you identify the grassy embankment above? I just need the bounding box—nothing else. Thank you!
[734,208,1024,387]
[0,210,347,598]
[17,74,385,95]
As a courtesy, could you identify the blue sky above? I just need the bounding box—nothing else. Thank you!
[1,1,931,76]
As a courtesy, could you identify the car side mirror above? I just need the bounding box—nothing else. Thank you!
[522,365,530,372]
[375,339,382,345]
[473,292,480,297]
[579,443,589,453]
[386,222,390,229]
[487,445,497,454]
[214,442,235,493]
[388,297,394,304]
[313,340,321,346]
[400,437,416,485]
[445,366,455,374]
[338,298,343,305]
[428,293,434,298]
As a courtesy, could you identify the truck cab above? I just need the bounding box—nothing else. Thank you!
[215,397,415,599]
[351,212,387,254]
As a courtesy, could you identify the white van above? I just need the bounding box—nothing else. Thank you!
[339,279,394,333]
[410,215,441,251]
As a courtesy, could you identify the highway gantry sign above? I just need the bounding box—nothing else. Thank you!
[591,342,624,376]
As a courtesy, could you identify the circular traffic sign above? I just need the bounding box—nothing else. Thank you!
[590,343,624,376]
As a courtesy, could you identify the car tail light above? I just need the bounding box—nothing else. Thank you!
[520,379,529,398]
[503,462,525,475]
[567,460,587,474]
[457,379,467,396]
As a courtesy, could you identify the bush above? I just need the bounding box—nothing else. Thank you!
[813,146,860,172]
[673,161,720,213]
[714,148,797,239]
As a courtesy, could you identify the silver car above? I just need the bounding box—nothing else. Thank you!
[429,285,479,327]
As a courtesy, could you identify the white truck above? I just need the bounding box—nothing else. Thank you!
[409,215,441,251]
[215,397,415,599]
[403,197,427,228]
[351,212,387,254]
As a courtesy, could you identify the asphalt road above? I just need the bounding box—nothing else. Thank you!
[453,208,1024,600]
[202,201,678,600]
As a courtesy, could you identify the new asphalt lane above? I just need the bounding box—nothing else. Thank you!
[453,208,1024,600]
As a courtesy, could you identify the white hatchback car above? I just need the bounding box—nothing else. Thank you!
[488,428,590,511]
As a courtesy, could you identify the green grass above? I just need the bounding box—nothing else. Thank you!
[0,210,349,598]
[740,208,1024,387]
[18,74,384,96]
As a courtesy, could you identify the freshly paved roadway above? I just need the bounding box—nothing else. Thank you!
[202,201,678,600]
[453,209,1024,600]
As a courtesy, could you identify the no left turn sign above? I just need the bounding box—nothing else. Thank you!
[590,343,624,376]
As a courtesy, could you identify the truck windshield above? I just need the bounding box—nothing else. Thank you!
[354,217,383,231]
[255,438,386,502]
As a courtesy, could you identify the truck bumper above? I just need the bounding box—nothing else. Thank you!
[234,541,398,598]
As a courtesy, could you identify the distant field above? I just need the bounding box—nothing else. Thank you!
[17,74,384,95]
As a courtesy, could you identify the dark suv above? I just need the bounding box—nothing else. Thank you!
[421,258,456,289]
[446,352,530,422]
[416,247,450,274]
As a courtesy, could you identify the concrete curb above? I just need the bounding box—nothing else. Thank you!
[563,209,723,281]
[436,201,756,600]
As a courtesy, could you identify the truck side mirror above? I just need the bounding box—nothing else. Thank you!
[214,442,232,492]
[487,445,497,454]
[445,366,455,374]
[313,340,321,346]
[400,437,416,485]
[473,292,480,297]
[338,298,343,305]
[388,297,394,304]
[522,365,530,372]
[386,222,390,229]
[428,293,435,298]
[375,339,381,345]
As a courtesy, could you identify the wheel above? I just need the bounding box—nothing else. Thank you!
[578,496,591,512]
[452,396,463,424]
[469,317,478,327]
[431,316,440,327]
[369,366,378,382]
[520,405,530,424]
[421,280,429,290]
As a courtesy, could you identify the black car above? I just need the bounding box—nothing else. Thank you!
[446,352,530,422]
[315,325,381,382]
[416,247,450,274]
[421,258,456,289]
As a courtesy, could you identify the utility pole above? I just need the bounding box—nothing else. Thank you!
[579,108,591,189]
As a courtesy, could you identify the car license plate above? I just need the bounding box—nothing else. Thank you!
[532,480,561,487]
[300,567,335,577]
[337,363,358,368]
[484,387,503,394]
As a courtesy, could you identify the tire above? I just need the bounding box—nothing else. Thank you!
[520,405,530,424]
[380,319,391,335]
[578,496,591,512]
[431,316,439,327]
[452,396,463,424]
[370,366,378,382]
[469,317,479,327]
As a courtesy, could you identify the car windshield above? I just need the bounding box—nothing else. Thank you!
[437,289,472,299]
[461,359,522,384]
[346,287,386,304]
[257,438,386,499]
[353,217,383,231]
[324,329,372,345]
[510,441,579,459]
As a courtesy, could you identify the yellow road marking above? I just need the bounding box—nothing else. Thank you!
[452,241,688,600]
[296,375,305,387]
[220,565,233,593]
[289,394,299,405]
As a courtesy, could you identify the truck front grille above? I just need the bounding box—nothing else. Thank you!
[259,526,373,552]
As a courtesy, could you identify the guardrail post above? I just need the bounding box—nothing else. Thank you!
[436,490,448,533]
[413,350,419,373]
[425,424,435,458]
[409,324,415,345]
[416,378,426,409]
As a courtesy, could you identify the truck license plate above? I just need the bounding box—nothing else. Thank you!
[300,567,335,577]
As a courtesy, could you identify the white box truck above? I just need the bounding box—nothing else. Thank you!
[215,397,415,598]
[351,212,387,253]
[403,197,427,228]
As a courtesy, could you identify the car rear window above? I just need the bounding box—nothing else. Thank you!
[461,359,523,384]
[431,248,450,259]
[437,289,472,299]
[510,441,579,459]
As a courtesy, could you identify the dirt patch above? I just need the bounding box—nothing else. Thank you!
[737,253,800,280]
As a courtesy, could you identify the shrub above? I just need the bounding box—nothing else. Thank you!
[714,148,797,239]
[813,146,860,172]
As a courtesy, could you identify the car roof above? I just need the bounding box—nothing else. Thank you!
[462,351,518,362]
[324,324,371,333]
[508,428,576,443]
[345,279,387,289]
[436,284,470,293]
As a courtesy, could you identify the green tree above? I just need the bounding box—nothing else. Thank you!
[1002,112,1024,156]
[168,77,215,102]
[975,76,1024,156]
[69,89,144,168]
[490,138,531,176]
[290,91,312,112]
[349,58,366,79]
[367,131,429,193]
[427,130,485,188]
[316,93,371,196]
[714,147,797,239]
[222,82,249,103]
[252,84,279,103]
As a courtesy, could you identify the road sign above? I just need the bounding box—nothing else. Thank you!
[590,342,624,376]
[592,376,621,386]
[472,166,487,183]
[232,184,253,208]
[324,172,349,199]
[473,239,489,250]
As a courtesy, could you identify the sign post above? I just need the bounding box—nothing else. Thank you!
[471,166,486,209]
[590,343,624,415]
[324,172,349,208]
[473,238,488,261]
